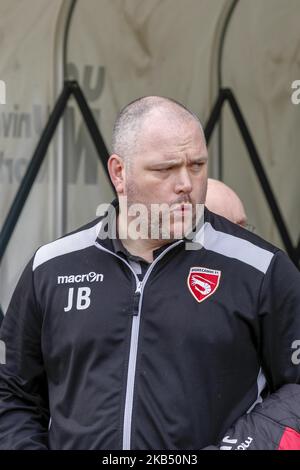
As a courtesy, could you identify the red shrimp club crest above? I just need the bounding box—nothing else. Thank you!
[187,267,221,303]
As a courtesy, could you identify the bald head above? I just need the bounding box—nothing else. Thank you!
[111,96,205,169]
[205,178,247,226]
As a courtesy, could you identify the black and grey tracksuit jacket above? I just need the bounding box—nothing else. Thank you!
[0,201,300,450]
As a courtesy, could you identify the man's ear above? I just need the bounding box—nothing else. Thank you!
[107,154,126,194]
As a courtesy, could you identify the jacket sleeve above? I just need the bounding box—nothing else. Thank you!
[205,250,300,450]
[258,250,300,390]
[206,384,300,450]
[0,257,49,449]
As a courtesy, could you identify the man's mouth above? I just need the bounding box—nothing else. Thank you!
[171,203,193,212]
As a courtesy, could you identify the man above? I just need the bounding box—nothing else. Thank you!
[205,178,247,227]
[0,96,300,450]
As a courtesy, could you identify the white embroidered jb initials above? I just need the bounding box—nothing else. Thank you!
[64,287,91,311]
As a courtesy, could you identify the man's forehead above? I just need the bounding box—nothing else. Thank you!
[139,115,205,149]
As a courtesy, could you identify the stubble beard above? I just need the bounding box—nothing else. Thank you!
[123,179,199,242]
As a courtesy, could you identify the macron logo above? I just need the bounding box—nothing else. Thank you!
[57,272,104,285]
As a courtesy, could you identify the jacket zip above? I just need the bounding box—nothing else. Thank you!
[94,239,183,449]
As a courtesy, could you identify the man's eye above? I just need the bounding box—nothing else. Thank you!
[153,168,170,172]
[191,163,203,170]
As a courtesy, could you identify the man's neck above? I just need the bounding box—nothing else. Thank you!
[117,213,173,263]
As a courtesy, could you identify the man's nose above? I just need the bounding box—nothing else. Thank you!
[174,168,192,194]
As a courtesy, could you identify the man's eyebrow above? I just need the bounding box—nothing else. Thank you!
[147,155,208,169]
[147,159,182,168]
[189,155,208,162]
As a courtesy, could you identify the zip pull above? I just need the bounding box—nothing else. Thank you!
[132,281,142,316]
[135,281,142,293]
